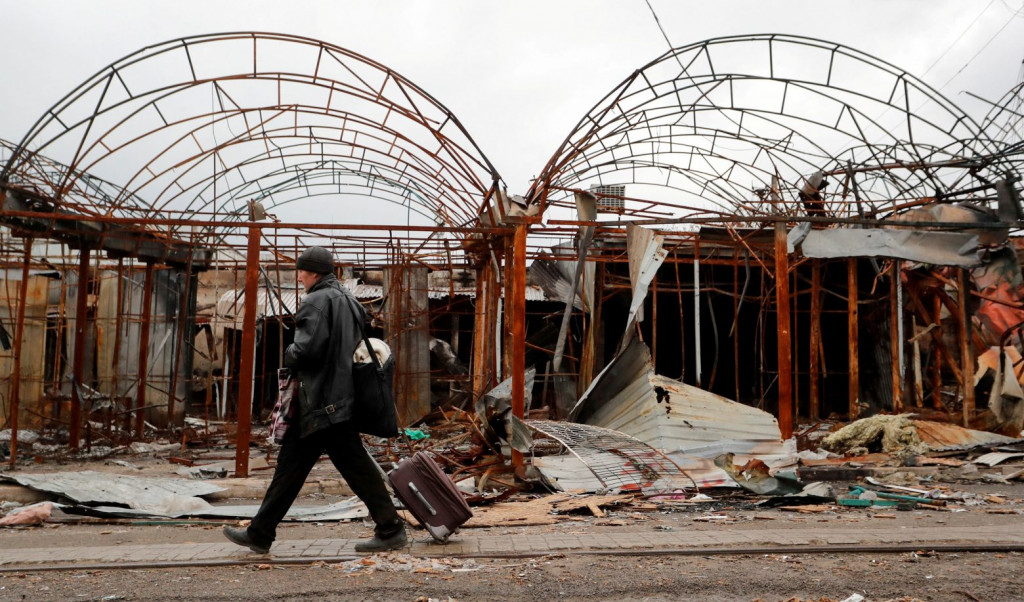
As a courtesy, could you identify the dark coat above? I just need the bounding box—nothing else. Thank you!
[284,274,365,438]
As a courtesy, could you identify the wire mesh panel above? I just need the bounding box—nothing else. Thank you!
[525,419,695,492]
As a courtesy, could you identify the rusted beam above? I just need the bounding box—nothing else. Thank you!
[912,316,924,408]
[111,257,125,432]
[510,222,528,473]
[890,263,903,413]
[7,238,33,468]
[70,246,92,451]
[774,222,793,439]
[234,226,261,478]
[136,261,156,438]
[848,258,859,420]
[502,241,514,379]
[471,260,493,401]
[809,259,821,420]
[957,269,975,426]
[579,262,604,393]
[732,257,739,401]
[166,255,194,428]
[931,295,943,409]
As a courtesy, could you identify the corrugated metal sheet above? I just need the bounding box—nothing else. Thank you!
[622,224,668,348]
[0,471,224,517]
[788,224,982,267]
[530,257,585,309]
[216,287,304,318]
[571,338,784,452]
[912,419,1020,450]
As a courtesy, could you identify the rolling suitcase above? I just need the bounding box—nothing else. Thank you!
[388,451,473,543]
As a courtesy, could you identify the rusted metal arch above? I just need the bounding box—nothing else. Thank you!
[527,34,998,221]
[0,139,173,222]
[199,159,441,221]
[545,124,839,218]
[553,109,994,218]
[135,121,476,229]
[79,104,492,228]
[982,80,1024,145]
[0,32,502,232]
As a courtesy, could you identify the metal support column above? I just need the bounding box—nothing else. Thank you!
[809,259,821,420]
[890,262,903,413]
[235,226,261,478]
[957,269,975,426]
[774,221,793,439]
[848,258,860,420]
[7,238,33,468]
[136,261,156,438]
[70,246,91,451]
[510,222,528,474]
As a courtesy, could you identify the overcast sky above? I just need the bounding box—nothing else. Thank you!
[1,0,1022,193]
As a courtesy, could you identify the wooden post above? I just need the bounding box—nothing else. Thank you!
[847,258,860,420]
[809,259,821,420]
[70,246,92,451]
[957,269,975,426]
[8,238,33,468]
[774,221,793,439]
[510,222,528,473]
[234,226,261,478]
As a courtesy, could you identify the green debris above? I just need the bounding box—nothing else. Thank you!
[404,428,430,441]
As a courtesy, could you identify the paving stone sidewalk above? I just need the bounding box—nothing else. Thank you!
[2,523,1023,570]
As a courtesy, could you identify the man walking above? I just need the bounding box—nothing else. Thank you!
[224,246,406,554]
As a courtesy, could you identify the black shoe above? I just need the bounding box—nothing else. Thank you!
[354,528,408,553]
[223,526,271,554]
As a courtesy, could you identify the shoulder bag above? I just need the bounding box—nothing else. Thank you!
[347,298,400,438]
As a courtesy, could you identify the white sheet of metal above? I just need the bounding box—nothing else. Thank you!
[789,225,982,267]
[572,338,784,454]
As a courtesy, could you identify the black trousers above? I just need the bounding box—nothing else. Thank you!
[247,421,402,546]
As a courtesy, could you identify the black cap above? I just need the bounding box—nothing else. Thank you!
[295,246,334,274]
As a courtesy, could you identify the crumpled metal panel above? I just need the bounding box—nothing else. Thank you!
[788,224,982,267]
[0,471,225,516]
[530,256,586,310]
[61,497,369,521]
[911,419,1021,450]
[523,419,694,493]
[621,224,668,350]
[571,338,783,452]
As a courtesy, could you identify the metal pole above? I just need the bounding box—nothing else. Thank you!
[7,237,33,468]
[774,222,793,439]
[693,253,702,387]
[957,269,975,426]
[111,258,125,432]
[809,259,821,420]
[848,258,860,420]
[70,246,91,451]
[234,226,261,478]
[510,222,528,474]
[136,262,156,438]
[890,262,903,413]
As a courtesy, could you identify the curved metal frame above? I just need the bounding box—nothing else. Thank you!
[0,32,502,251]
[528,34,1019,222]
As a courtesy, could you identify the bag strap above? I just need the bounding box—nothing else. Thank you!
[346,295,386,378]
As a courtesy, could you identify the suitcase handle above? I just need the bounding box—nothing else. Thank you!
[407,482,437,516]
